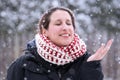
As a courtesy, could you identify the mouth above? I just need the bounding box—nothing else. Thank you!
[59,34,71,38]
[59,34,70,37]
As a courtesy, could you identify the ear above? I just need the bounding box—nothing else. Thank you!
[41,28,48,36]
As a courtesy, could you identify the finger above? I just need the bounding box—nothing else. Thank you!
[95,39,113,59]
[103,39,113,53]
[101,39,113,59]
[106,39,113,49]
[95,43,105,54]
[94,43,105,59]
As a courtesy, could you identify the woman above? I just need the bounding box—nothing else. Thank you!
[7,7,113,80]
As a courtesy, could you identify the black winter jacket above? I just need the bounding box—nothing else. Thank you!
[7,39,103,80]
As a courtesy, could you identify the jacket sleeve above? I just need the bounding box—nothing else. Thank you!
[7,57,25,80]
[79,52,104,80]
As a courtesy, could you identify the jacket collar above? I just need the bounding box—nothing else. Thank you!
[26,39,74,72]
[26,39,58,70]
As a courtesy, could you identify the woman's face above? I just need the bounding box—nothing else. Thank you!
[43,10,74,46]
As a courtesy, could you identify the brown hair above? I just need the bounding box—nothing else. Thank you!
[38,7,75,34]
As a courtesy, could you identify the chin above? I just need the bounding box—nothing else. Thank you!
[55,40,72,47]
[62,42,71,46]
[56,43,70,47]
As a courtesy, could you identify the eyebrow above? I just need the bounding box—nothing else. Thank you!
[55,19,72,22]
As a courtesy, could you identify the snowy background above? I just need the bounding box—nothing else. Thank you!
[0,0,120,80]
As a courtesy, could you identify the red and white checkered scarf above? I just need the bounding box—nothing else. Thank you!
[35,33,87,65]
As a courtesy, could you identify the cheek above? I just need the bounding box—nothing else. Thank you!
[70,27,75,33]
[49,27,60,34]
[49,29,58,35]
[46,29,58,38]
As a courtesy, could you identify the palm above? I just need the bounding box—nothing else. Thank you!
[87,39,113,62]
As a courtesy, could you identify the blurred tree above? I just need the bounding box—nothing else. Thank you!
[0,0,120,80]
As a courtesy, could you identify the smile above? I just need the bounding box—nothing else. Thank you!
[60,34,70,37]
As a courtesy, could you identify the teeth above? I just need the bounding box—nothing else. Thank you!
[61,34,69,36]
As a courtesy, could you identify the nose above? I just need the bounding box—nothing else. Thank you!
[62,23,68,30]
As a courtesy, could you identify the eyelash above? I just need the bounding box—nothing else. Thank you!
[55,23,61,26]
[66,22,72,25]
[55,22,72,26]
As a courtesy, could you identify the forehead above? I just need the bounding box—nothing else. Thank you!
[50,10,71,20]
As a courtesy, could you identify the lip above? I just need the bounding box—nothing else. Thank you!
[60,34,70,36]
[59,33,71,37]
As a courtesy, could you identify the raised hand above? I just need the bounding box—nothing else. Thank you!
[87,39,113,62]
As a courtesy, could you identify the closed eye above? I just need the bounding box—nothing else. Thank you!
[55,20,62,26]
[66,21,72,25]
